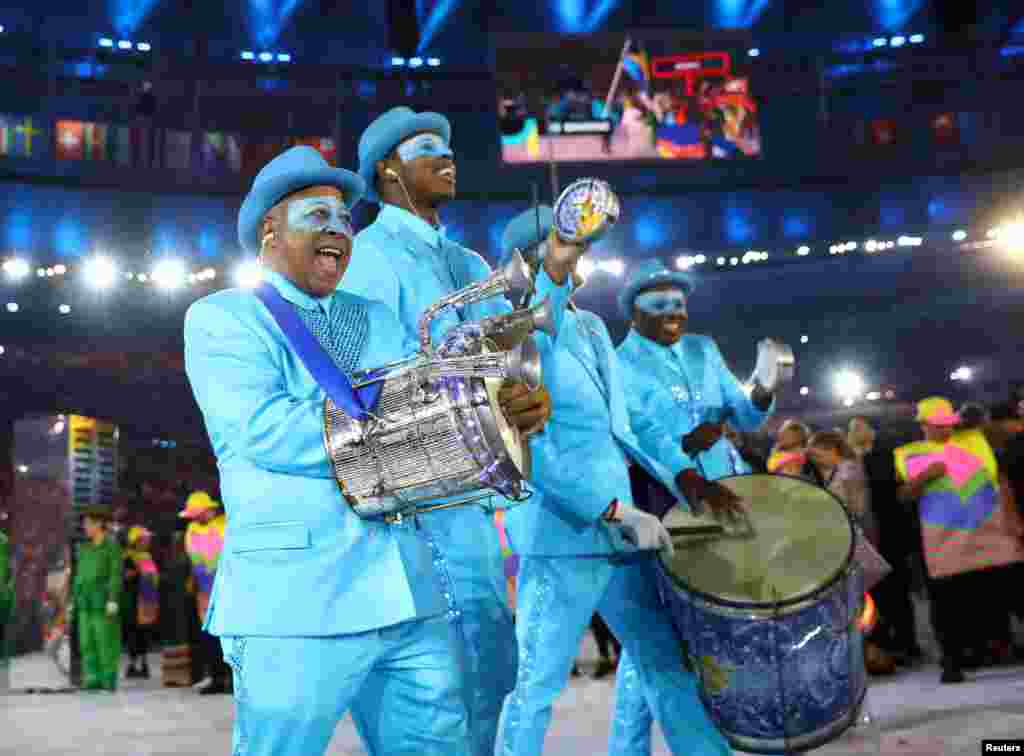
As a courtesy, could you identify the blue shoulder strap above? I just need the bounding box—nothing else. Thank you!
[254,282,381,421]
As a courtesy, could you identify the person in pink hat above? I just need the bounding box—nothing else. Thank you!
[179,491,230,694]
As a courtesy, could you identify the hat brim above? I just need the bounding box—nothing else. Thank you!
[619,270,696,320]
[359,111,452,202]
[237,166,365,256]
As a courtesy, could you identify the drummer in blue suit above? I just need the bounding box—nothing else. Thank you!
[341,107,577,756]
[495,207,735,756]
[611,259,778,756]
[184,146,470,756]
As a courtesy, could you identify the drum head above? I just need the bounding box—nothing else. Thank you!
[662,474,854,608]
[483,375,531,478]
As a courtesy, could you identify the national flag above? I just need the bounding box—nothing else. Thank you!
[55,120,84,160]
[869,118,897,146]
[56,120,108,161]
[290,136,337,165]
[622,50,651,89]
[931,112,959,145]
[200,131,242,174]
[164,130,193,171]
[109,125,152,167]
[0,115,43,158]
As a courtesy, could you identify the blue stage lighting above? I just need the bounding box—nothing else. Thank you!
[136,42,151,51]
[117,40,132,49]
[409,57,423,67]
[277,52,291,62]
[909,33,924,43]
[873,37,888,47]
[427,57,440,66]
[99,37,114,47]
[0,25,5,33]
[241,50,255,60]
[890,35,905,47]
[259,51,273,62]
[391,56,406,66]
[748,48,760,57]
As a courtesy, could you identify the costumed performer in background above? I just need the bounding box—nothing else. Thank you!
[184,146,471,755]
[180,491,231,695]
[70,507,123,692]
[122,525,160,679]
[895,397,1024,684]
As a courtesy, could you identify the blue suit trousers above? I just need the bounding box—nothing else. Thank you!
[496,554,730,756]
[221,615,471,756]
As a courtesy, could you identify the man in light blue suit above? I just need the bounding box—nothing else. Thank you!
[342,107,578,756]
[184,145,471,756]
[611,259,777,756]
[495,208,735,756]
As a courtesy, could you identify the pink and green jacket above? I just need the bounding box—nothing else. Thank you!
[895,429,1024,578]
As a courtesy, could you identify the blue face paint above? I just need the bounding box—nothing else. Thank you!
[286,195,353,239]
[396,132,453,163]
[635,289,687,316]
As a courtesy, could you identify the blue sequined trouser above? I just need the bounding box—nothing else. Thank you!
[384,506,517,756]
[220,615,471,756]
[496,554,731,756]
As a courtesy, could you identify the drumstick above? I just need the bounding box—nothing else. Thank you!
[667,524,726,537]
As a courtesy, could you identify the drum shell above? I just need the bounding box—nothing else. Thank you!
[657,561,867,754]
[325,369,528,519]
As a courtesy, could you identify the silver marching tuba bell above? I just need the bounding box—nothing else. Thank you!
[418,250,535,353]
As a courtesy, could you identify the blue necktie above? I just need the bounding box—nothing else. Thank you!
[294,299,369,378]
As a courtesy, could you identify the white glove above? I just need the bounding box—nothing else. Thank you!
[610,503,675,556]
[750,338,794,394]
[105,601,119,617]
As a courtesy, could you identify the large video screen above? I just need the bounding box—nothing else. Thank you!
[497,34,762,164]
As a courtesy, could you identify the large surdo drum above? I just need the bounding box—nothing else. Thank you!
[658,474,868,754]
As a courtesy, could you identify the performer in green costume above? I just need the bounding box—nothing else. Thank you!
[71,508,123,691]
[0,526,13,680]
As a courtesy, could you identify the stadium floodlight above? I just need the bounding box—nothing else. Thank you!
[2,258,29,281]
[834,369,865,401]
[83,255,118,290]
[152,258,188,291]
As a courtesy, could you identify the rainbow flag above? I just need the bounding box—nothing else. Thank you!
[895,429,1024,578]
[622,50,651,90]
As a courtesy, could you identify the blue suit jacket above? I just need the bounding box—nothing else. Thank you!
[504,308,696,558]
[617,330,774,481]
[183,271,445,636]
[343,205,570,600]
